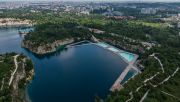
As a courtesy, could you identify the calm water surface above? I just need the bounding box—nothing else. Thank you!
[0,28,128,102]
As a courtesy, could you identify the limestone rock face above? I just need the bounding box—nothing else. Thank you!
[0,18,33,27]
[22,38,74,54]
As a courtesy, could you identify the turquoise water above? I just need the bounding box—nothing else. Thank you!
[107,47,119,52]
[0,28,129,102]
[96,42,135,62]
[120,69,137,85]
[119,52,135,62]
[97,42,108,48]
[19,27,34,33]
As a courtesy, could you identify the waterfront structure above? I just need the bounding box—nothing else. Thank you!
[95,42,140,91]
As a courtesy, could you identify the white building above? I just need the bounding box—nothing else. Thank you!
[178,22,180,28]
[80,11,90,15]
[178,13,180,17]
[141,8,157,14]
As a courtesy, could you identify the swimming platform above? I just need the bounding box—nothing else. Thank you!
[95,42,140,91]
[67,41,141,91]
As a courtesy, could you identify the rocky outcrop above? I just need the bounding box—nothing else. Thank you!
[22,38,74,54]
[11,56,34,102]
[100,38,145,54]
[0,54,34,102]
[0,18,33,28]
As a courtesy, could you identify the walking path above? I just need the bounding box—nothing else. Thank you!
[67,40,141,92]
[110,65,132,91]
[136,84,146,92]
[126,92,133,102]
[0,78,4,90]
[141,53,165,86]
[8,54,19,86]
[93,42,140,91]
[148,67,179,88]
[159,76,171,85]
[143,72,160,83]
[68,43,92,48]
[150,53,164,73]
[139,90,150,102]
[124,53,179,102]
[110,55,139,91]
[161,91,180,101]
[66,40,91,47]
[158,67,179,86]
[171,67,179,77]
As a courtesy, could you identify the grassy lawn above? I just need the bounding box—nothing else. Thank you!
[129,20,162,28]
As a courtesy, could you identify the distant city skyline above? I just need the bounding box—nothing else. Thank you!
[1,0,180,2]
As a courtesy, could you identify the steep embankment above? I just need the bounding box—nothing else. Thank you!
[21,21,93,55]
[22,38,74,54]
[0,18,33,28]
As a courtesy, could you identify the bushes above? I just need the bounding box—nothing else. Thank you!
[24,21,92,47]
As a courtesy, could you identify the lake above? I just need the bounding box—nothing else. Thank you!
[0,28,128,102]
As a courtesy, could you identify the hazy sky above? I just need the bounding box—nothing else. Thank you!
[1,0,180,2]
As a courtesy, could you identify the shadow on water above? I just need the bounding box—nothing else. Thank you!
[23,40,92,59]
[23,46,69,59]
[0,28,130,102]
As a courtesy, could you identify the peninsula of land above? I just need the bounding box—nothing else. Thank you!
[2,3,179,101]
[0,53,34,102]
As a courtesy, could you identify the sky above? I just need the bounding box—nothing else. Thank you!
[1,0,180,2]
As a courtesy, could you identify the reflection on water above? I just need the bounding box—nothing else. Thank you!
[0,28,128,102]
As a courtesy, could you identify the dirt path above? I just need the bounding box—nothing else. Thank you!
[136,84,146,92]
[91,35,99,42]
[126,92,133,102]
[110,54,139,91]
[124,53,179,102]
[161,91,180,101]
[158,67,179,86]
[150,53,164,73]
[139,90,150,102]
[8,54,19,86]
[0,78,4,90]
[144,72,160,83]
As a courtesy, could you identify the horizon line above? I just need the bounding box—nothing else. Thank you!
[1,0,180,3]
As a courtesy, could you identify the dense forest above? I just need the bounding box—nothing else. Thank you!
[24,21,92,47]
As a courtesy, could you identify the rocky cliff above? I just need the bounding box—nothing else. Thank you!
[11,56,34,102]
[22,38,74,54]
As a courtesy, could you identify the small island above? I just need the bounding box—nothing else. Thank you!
[0,53,34,102]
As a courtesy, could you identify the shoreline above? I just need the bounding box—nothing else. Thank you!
[22,38,75,55]
[0,24,33,28]
[25,84,32,102]
[0,53,34,102]
[0,18,33,28]
[110,55,139,91]
[66,40,141,92]
[92,42,140,91]
[22,38,140,92]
